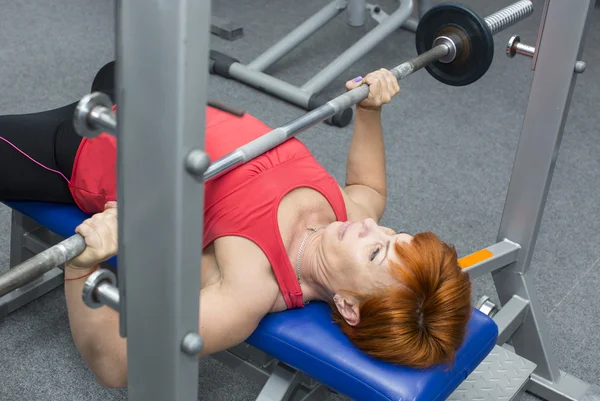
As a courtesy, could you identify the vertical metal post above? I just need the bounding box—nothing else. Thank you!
[347,0,367,27]
[116,0,209,399]
[492,0,593,387]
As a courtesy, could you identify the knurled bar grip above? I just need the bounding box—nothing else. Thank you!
[1,0,532,297]
[0,234,86,297]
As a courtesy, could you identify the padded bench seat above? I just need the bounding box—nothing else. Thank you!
[3,200,498,401]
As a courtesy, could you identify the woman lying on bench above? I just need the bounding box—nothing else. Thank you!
[0,61,472,388]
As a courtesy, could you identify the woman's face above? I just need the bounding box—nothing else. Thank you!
[320,218,413,294]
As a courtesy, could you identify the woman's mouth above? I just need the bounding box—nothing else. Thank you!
[339,221,353,240]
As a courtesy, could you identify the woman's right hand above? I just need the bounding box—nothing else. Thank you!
[69,201,119,269]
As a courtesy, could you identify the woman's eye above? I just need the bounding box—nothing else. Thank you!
[370,248,381,261]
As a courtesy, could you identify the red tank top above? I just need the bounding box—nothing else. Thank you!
[69,107,347,309]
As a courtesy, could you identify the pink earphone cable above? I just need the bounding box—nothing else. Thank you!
[0,135,70,184]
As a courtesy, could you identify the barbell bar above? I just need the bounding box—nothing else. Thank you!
[0,0,533,300]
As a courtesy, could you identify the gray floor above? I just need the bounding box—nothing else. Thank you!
[0,0,598,400]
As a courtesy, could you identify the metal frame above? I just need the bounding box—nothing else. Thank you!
[209,0,425,126]
[114,0,210,399]
[465,0,599,399]
[0,210,64,320]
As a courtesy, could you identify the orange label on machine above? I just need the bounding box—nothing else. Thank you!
[458,249,494,269]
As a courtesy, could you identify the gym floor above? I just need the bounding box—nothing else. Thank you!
[0,0,598,400]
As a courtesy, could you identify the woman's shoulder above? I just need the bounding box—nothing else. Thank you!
[337,184,383,222]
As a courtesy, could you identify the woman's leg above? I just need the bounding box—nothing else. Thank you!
[0,61,118,204]
[0,102,82,203]
[91,61,116,102]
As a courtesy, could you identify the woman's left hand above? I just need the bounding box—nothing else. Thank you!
[345,68,400,111]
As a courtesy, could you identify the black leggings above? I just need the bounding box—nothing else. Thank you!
[0,61,116,204]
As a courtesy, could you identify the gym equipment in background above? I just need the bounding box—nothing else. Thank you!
[209,0,429,127]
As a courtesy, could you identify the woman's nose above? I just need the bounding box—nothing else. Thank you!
[359,218,377,237]
[363,218,376,227]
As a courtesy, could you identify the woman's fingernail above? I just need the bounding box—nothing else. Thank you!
[353,76,363,83]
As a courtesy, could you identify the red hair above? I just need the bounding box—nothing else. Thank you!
[330,231,472,368]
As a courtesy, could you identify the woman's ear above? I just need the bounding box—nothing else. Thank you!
[333,294,361,326]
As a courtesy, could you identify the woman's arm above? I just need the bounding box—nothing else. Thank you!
[343,69,400,221]
[64,263,127,388]
[65,263,274,388]
[344,108,387,220]
[63,203,275,388]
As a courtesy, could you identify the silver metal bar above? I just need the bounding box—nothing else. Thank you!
[94,282,120,312]
[73,92,116,138]
[247,0,346,72]
[116,0,209,398]
[301,0,414,94]
[89,108,116,135]
[0,268,63,318]
[459,239,521,280]
[507,35,536,58]
[204,44,448,182]
[0,234,85,297]
[484,0,534,36]
[493,0,595,391]
[493,295,529,345]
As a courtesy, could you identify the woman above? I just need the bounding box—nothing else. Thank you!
[0,62,472,388]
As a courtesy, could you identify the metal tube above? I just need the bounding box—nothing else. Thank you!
[494,295,530,346]
[117,0,208,396]
[228,63,313,107]
[73,92,116,139]
[301,0,414,94]
[0,234,85,297]
[347,0,367,27]
[89,107,117,136]
[0,0,534,295]
[484,0,534,35]
[514,42,536,58]
[94,282,120,312]
[401,17,419,33]
[247,0,346,72]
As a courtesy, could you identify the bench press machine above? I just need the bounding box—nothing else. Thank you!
[1,0,599,400]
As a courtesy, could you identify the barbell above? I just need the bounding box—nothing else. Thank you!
[0,0,534,299]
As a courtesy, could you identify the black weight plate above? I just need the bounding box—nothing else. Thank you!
[415,3,494,86]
